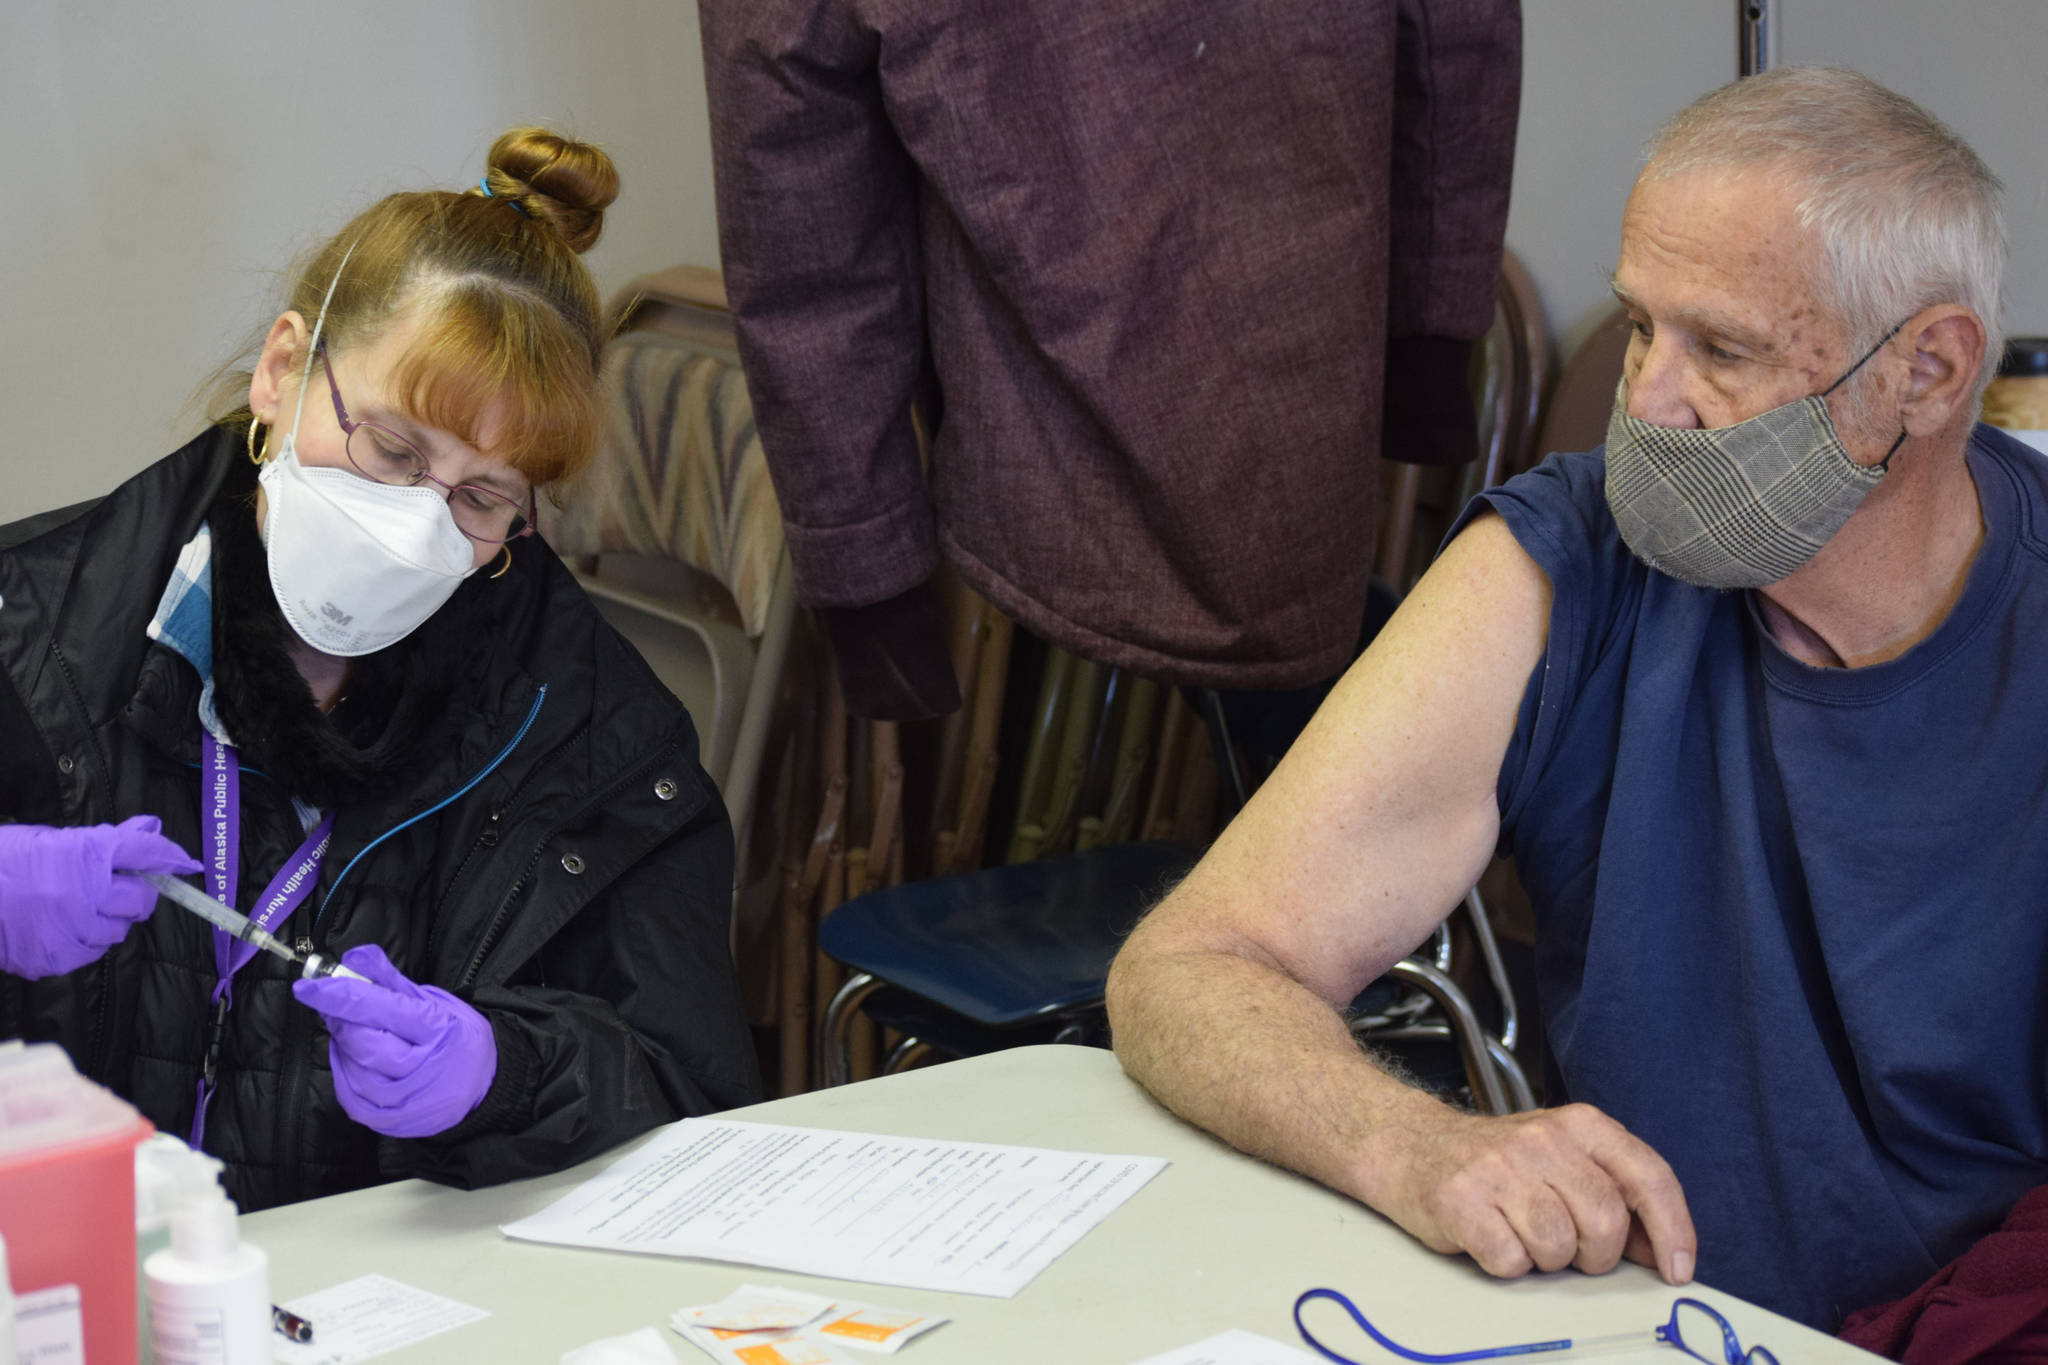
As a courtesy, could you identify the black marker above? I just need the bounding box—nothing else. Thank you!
[272,1305,314,1343]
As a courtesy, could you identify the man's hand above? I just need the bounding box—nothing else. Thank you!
[1362,1099,1697,1285]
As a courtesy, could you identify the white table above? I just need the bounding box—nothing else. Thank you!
[243,1046,1876,1363]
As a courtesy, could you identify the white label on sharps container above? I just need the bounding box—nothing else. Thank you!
[147,1299,232,1365]
[15,1283,85,1365]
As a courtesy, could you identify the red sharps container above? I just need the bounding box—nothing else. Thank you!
[0,1041,154,1365]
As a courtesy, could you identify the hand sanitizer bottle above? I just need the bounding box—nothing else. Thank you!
[137,1134,230,1358]
[143,1185,270,1364]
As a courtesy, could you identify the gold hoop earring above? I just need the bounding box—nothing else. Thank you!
[488,544,513,580]
[246,419,268,465]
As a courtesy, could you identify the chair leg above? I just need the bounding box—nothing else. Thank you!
[1461,887,1519,1053]
[818,972,886,1088]
[1193,687,1250,814]
[941,608,1012,875]
[1485,1035,1538,1113]
[1460,886,1533,1110]
[775,855,813,1098]
[1383,959,1511,1116]
[883,1037,933,1075]
[1428,922,1452,975]
[926,575,986,842]
[1377,461,1425,590]
[1141,690,1191,842]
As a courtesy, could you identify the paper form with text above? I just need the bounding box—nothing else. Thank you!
[499,1119,1168,1298]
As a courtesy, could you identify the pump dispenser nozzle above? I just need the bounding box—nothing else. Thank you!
[143,1164,271,1363]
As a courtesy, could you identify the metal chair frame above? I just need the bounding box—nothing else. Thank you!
[820,971,1095,1087]
[1350,888,1536,1113]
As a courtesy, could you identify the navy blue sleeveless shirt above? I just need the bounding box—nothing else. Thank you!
[1454,424,2048,1327]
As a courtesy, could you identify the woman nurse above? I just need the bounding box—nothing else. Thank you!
[0,129,759,1210]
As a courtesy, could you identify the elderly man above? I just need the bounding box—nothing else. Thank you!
[1107,67,2044,1329]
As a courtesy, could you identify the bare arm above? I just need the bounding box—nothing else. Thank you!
[1107,513,1696,1283]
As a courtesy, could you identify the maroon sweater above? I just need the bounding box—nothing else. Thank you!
[700,0,1521,691]
[1841,1185,2048,1364]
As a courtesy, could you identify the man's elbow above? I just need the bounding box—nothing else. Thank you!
[1104,891,1261,1042]
[1103,918,1157,1038]
[1104,894,1200,1043]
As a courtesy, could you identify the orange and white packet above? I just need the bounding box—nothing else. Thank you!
[671,1285,946,1360]
[807,1301,946,1355]
[671,1321,855,1365]
[684,1286,838,1334]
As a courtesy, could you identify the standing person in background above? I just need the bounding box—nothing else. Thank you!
[699,0,1521,718]
[0,128,760,1211]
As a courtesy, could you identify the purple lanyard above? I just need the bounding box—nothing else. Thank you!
[191,731,334,1147]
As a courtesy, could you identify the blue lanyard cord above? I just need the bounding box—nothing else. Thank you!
[1294,1290,1577,1365]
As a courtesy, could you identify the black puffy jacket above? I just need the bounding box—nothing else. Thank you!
[0,428,761,1211]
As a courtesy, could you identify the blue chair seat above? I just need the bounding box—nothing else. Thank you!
[860,986,1096,1055]
[816,840,1200,1081]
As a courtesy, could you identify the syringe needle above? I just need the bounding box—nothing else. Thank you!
[139,872,366,981]
[140,872,288,952]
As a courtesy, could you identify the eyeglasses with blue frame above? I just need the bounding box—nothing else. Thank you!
[1293,1289,1780,1365]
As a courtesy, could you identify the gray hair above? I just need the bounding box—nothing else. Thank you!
[1645,66,2006,400]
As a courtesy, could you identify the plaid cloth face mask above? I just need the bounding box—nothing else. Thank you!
[1603,324,1907,589]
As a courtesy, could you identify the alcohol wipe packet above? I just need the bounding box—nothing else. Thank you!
[684,1286,839,1333]
[809,1301,948,1355]
[670,1319,857,1365]
[670,1286,947,1362]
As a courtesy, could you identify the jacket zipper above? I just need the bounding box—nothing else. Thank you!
[460,847,549,991]
[314,685,547,931]
[457,736,684,991]
[424,729,581,965]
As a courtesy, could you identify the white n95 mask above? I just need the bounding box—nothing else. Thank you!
[258,440,479,657]
[255,239,480,658]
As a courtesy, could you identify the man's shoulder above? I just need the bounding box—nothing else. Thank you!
[1453,446,1635,602]
[1494,446,1610,515]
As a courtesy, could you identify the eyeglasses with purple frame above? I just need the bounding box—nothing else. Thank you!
[317,344,538,545]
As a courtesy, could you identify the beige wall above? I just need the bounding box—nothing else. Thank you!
[1,0,723,521]
[3,1,2043,522]
[1510,0,2048,355]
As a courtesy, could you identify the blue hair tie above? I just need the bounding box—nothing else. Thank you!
[477,176,530,217]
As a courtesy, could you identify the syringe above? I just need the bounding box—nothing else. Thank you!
[140,872,368,981]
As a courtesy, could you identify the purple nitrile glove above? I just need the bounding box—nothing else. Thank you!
[0,816,201,979]
[292,944,497,1139]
